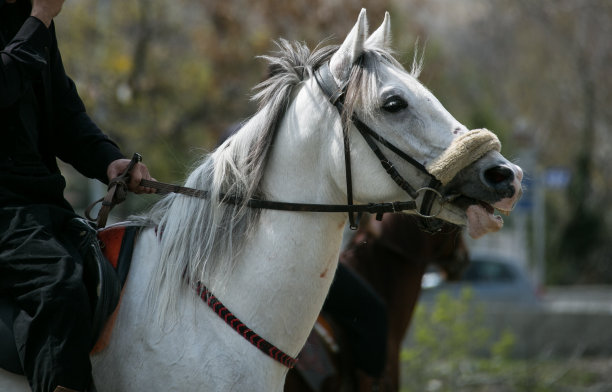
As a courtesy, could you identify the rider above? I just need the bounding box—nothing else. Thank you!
[0,1,154,391]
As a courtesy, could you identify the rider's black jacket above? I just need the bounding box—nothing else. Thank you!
[0,0,124,209]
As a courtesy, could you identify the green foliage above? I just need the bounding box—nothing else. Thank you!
[491,329,516,361]
[400,289,612,391]
[401,288,515,392]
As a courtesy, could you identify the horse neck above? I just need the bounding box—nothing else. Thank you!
[211,87,348,357]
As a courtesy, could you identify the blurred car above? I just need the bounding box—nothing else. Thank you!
[419,253,542,310]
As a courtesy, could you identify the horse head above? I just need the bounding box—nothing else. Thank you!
[318,9,522,238]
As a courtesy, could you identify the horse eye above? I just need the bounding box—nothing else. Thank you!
[382,96,408,113]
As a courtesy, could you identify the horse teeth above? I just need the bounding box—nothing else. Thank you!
[497,209,511,216]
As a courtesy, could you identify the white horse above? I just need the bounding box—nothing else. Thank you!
[1,9,522,392]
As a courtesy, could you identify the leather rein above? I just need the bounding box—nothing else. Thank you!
[88,62,446,231]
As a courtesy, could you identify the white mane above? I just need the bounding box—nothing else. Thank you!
[141,40,338,320]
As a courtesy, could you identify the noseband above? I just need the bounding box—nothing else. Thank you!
[313,62,444,229]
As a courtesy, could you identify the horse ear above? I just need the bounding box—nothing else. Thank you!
[329,8,368,85]
[366,11,391,50]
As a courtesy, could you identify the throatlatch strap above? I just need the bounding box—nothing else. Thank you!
[195,283,298,369]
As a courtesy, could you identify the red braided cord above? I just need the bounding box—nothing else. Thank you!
[195,283,298,368]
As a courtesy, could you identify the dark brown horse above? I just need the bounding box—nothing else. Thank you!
[284,213,468,392]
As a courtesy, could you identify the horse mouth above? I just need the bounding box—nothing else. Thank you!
[450,197,513,239]
[479,200,511,216]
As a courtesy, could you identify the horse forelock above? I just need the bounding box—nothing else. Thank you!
[252,39,338,108]
[342,49,407,127]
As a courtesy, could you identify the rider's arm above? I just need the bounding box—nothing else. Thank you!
[0,17,50,107]
[46,20,124,184]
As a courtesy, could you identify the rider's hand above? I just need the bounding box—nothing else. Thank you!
[107,159,157,194]
[30,0,65,28]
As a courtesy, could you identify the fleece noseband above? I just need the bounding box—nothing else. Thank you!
[426,128,501,185]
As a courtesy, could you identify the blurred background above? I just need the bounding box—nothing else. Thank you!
[54,0,611,390]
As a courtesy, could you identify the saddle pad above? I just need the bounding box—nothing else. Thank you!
[97,224,138,285]
[98,225,126,268]
[90,224,139,354]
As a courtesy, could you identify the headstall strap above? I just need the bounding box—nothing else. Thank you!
[314,62,360,229]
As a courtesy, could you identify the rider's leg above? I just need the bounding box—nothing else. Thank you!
[0,206,93,392]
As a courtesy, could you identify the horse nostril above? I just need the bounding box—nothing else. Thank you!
[483,166,514,186]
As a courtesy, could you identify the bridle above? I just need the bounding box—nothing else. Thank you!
[88,62,450,231]
[313,61,445,229]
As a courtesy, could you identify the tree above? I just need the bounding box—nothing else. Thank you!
[394,0,612,284]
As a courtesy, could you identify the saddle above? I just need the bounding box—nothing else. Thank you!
[0,219,139,375]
